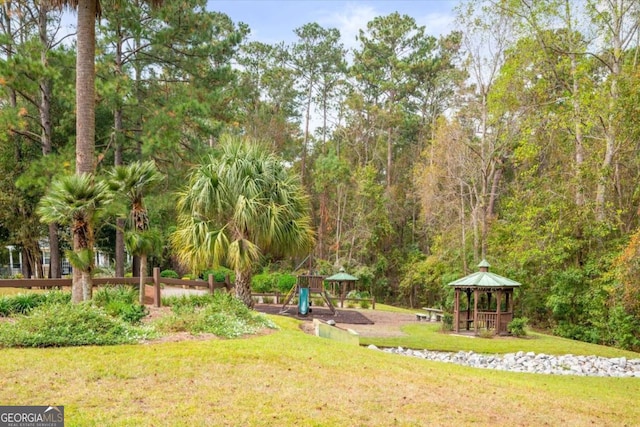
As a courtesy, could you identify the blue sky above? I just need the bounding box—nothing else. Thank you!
[208,1,460,49]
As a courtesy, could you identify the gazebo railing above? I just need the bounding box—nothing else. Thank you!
[457,311,514,333]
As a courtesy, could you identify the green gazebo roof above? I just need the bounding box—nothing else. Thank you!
[325,267,358,282]
[447,260,521,288]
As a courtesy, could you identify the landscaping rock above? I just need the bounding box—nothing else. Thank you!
[372,347,640,378]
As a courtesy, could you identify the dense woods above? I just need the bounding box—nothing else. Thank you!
[2,0,640,349]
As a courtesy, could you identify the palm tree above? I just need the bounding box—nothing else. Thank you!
[49,0,162,173]
[37,173,112,302]
[108,160,163,304]
[171,135,315,307]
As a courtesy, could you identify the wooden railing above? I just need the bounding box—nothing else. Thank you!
[0,267,231,307]
[456,311,513,333]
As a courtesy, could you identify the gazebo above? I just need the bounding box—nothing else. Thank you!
[447,260,521,335]
[325,267,358,308]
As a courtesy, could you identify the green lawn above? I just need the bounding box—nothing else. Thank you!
[1,315,638,426]
[359,322,640,358]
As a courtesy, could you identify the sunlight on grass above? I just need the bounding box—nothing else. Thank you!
[0,315,638,426]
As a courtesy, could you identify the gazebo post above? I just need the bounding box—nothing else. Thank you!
[454,289,460,333]
[496,290,502,333]
[466,290,471,330]
[473,288,479,333]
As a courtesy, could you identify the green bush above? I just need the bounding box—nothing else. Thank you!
[359,299,370,309]
[442,312,453,331]
[93,286,147,324]
[6,293,44,314]
[0,303,154,347]
[275,274,297,293]
[0,291,71,317]
[202,267,234,283]
[93,286,137,306]
[162,293,217,311]
[251,272,274,293]
[154,291,277,338]
[160,269,179,279]
[507,317,529,337]
[479,328,495,339]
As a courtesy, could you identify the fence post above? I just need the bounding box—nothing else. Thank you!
[208,274,214,294]
[372,296,375,310]
[153,267,161,308]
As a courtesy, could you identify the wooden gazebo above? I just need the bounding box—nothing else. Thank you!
[447,260,521,335]
[325,267,358,308]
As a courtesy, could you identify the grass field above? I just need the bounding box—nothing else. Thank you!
[1,315,639,426]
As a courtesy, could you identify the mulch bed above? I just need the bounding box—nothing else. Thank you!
[254,304,374,325]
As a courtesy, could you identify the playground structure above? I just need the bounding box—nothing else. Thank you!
[280,274,336,316]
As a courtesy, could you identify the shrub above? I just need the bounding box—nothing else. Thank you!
[0,291,71,317]
[160,269,179,279]
[251,272,274,293]
[93,286,147,324]
[0,303,154,347]
[275,274,297,293]
[441,312,453,331]
[93,286,137,306]
[479,328,495,339]
[202,267,234,283]
[507,317,529,337]
[155,291,277,338]
[7,293,44,315]
[359,299,370,309]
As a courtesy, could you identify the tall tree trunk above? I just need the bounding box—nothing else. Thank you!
[235,270,253,308]
[301,84,312,184]
[48,224,60,278]
[73,0,97,301]
[71,232,84,303]
[81,269,93,302]
[75,0,96,174]
[114,29,126,278]
[38,6,61,278]
[139,254,147,304]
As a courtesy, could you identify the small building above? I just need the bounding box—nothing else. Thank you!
[447,260,521,335]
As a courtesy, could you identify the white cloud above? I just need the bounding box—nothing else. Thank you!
[317,2,378,51]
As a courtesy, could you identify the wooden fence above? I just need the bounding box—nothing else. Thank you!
[0,271,376,310]
[0,267,231,308]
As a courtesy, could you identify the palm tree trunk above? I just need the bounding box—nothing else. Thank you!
[75,0,96,174]
[235,270,253,308]
[81,269,92,301]
[139,254,147,304]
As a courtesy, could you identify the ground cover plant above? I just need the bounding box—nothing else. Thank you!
[156,292,277,338]
[0,315,638,426]
[0,289,276,347]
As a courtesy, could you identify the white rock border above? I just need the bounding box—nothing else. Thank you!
[369,346,640,377]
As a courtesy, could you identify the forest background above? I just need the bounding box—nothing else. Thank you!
[2,0,640,350]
